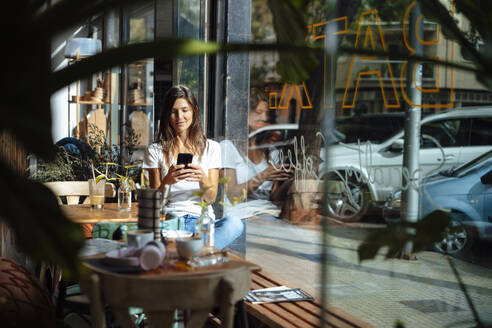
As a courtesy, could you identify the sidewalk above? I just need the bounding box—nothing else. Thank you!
[245,216,492,328]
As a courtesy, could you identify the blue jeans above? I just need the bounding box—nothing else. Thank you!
[182,215,244,250]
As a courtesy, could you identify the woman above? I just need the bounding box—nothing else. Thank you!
[143,85,243,250]
[220,88,292,219]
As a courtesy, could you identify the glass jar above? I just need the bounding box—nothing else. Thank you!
[118,179,132,210]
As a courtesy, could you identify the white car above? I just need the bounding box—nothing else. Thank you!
[247,108,492,221]
[323,106,492,221]
[248,123,300,151]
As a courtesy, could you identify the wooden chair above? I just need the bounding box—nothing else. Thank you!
[45,181,116,205]
[81,263,252,328]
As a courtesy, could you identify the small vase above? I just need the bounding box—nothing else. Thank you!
[118,179,132,211]
[196,212,213,251]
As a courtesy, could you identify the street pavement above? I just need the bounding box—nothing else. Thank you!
[245,215,492,328]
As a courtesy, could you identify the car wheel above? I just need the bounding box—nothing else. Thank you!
[325,179,370,222]
[433,219,475,257]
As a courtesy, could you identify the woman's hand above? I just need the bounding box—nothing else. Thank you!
[259,165,292,182]
[161,164,194,185]
[187,164,219,203]
[186,164,209,184]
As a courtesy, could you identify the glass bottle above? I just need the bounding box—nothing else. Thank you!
[118,179,132,210]
[196,208,213,250]
[201,215,214,251]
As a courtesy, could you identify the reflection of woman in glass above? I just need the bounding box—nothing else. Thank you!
[220,88,292,218]
[143,85,243,249]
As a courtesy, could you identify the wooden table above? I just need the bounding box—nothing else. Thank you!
[62,203,164,224]
[80,249,259,328]
[67,203,261,327]
[62,202,166,239]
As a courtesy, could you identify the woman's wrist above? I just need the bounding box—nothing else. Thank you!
[161,175,171,186]
[255,171,266,186]
[159,181,169,190]
[245,173,262,195]
[199,171,210,186]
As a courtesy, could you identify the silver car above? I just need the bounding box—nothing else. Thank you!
[323,106,492,221]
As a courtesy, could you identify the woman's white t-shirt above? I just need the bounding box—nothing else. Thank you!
[143,139,221,219]
[220,140,280,218]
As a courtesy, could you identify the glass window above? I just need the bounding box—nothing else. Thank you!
[122,2,155,161]
[246,2,492,328]
[336,114,405,144]
[176,0,206,114]
[421,119,469,148]
[470,117,492,145]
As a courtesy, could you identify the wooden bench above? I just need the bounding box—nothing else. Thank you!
[245,270,375,328]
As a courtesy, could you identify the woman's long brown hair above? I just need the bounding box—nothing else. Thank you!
[249,88,270,161]
[157,85,207,164]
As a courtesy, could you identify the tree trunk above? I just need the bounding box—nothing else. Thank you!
[283,0,361,223]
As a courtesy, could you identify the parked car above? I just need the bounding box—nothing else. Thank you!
[383,150,492,256]
[248,107,492,222]
[322,106,492,221]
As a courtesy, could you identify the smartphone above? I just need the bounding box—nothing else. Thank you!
[177,153,193,168]
[282,155,294,169]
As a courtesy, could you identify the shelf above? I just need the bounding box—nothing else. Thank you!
[127,102,153,106]
[70,100,153,106]
[128,59,153,67]
[70,100,111,105]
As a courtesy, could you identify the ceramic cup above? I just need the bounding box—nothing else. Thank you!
[176,237,204,260]
[126,229,154,248]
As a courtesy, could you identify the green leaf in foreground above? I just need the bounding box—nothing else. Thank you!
[267,0,318,83]
[191,185,212,198]
[218,176,231,185]
[357,210,451,262]
[0,159,85,278]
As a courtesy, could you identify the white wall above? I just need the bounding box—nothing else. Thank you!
[50,25,88,143]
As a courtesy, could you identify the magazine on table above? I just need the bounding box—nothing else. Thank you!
[245,285,314,304]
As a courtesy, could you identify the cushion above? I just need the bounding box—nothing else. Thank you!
[0,258,55,328]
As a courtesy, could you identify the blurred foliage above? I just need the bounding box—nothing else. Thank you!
[251,64,271,88]
[252,0,274,41]
[129,18,147,43]
[30,146,88,183]
[305,0,339,26]
[363,0,408,22]
[176,59,199,95]
[417,0,492,90]
[124,124,142,160]
[267,0,319,83]
[87,123,107,150]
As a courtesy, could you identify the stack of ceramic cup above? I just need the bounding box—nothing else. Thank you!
[137,189,163,240]
[127,88,145,104]
[79,87,105,102]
